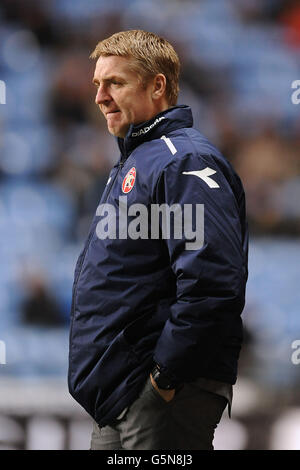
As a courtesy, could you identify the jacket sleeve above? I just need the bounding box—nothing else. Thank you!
[152,153,248,383]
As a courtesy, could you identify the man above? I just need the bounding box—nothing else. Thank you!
[68,30,248,450]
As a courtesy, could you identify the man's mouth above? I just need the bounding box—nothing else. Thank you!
[106,110,120,118]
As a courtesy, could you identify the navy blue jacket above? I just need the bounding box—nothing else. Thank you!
[68,105,248,427]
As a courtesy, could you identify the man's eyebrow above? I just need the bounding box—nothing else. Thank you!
[92,75,125,85]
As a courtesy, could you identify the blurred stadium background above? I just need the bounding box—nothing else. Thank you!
[0,0,300,450]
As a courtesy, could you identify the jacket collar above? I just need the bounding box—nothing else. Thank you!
[117,105,193,159]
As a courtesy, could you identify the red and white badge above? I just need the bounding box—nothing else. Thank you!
[122,167,136,194]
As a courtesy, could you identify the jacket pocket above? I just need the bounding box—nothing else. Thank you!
[122,308,156,346]
[122,298,174,364]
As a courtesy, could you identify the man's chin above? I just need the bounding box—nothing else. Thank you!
[107,125,128,139]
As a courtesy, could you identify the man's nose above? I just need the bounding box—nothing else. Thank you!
[95,84,111,105]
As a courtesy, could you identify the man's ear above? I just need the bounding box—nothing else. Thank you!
[152,74,167,100]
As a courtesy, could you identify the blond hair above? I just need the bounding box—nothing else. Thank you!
[90,30,180,106]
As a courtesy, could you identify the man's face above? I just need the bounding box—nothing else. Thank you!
[93,55,157,138]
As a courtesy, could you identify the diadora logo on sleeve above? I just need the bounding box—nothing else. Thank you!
[131,116,165,137]
[122,167,136,193]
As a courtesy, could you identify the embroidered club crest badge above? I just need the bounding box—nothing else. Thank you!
[122,167,136,194]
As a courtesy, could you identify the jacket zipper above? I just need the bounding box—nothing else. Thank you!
[70,159,125,319]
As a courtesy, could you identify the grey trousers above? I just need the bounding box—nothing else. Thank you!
[90,376,228,450]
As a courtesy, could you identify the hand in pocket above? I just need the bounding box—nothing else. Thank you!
[150,373,175,402]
